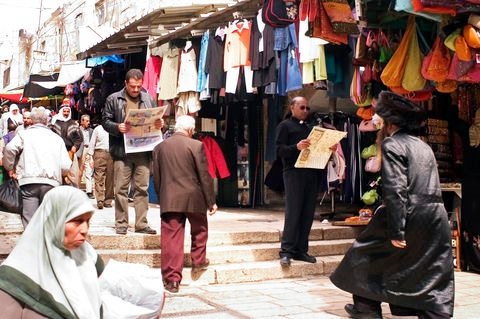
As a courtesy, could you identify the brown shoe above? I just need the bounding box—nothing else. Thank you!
[135,226,157,234]
[97,201,104,209]
[115,227,127,235]
[104,203,112,208]
[163,280,180,293]
[191,259,210,281]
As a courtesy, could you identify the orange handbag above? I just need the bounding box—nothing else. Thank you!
[421,36,451,82]
[312,0,348,45]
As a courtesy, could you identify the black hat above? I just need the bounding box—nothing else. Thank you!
[375,91,425,131]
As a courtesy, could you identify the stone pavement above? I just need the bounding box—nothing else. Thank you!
[1,203,480,318]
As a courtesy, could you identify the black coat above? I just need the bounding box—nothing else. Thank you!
[330,132,454,315]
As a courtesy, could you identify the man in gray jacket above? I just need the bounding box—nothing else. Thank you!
[3,107,72,227]
[102,68,163,235]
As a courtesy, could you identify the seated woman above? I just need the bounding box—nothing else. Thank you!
[0,186,104,319]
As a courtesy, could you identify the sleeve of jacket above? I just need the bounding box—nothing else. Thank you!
[72,124,84,150]
[102,94,121,137]
[3,133,23,171]
[381,137,408,241]
[194,143,216,208]
[60,138,73,175]
[152,145,161,197]
[275,121,298,160]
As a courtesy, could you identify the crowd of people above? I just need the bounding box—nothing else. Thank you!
[0,69,456,318]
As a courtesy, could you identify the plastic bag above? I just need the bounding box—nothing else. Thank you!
[100,259,165,319]
[0,179,22,214]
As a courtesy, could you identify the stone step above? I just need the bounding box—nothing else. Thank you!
[87,225,361,250]
[95,255,345,286]
[95,239,354,269]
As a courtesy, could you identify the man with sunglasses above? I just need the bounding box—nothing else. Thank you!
[275,96,319,267]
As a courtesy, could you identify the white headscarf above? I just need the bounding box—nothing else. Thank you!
[0,186,101,319]
[51,105,72,125]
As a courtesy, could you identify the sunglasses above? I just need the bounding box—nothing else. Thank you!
[299,106,311,111]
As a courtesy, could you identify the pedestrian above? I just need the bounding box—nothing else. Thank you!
[3,107,72,227]
[51,104,83,187]
[0,186,103,319]
[152,115,217,293]
[88,124,114,209]
[0,103,23,137]
[77,114,94,199]
[275,96,321,267]
[102,68,163,235]
[15,110,33,133]
[330,91,454,319]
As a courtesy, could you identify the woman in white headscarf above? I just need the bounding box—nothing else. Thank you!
[0,104,23,136]
[0,186,103,319]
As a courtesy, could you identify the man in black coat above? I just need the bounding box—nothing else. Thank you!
[331,91,454,319]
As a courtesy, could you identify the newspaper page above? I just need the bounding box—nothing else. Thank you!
[294,127,347,169]
[124,106,166,154]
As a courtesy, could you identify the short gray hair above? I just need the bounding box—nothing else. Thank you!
[174,115,196,132]
[30,107,49,125]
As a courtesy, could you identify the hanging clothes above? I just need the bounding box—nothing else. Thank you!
[158,46,180,101]
[177,47,201,114]
[249,9,277,88]
[205,27,227,90]
[143,55,162,98]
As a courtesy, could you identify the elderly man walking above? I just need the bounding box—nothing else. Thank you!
[3,107,72,227]
[152,115,217,293]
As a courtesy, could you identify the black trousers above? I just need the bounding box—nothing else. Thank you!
[353,295,451,319]
[280,168,320,257]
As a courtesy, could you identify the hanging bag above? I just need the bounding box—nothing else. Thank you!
[312,0,348,45]
[350,66,373,107]
[0,179,22,214]
[380,16,416,88]
[262,0,300,27]
[401,21,426,92]
[421,36,451,82]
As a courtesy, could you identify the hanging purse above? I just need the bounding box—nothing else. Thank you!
[401,21,426,92]
[421,36,451,82]
[312,0,348,45]
[381,16,415,88]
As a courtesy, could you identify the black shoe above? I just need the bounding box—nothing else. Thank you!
[293,253,317,263]
[344,304,382,319]
[135,226,157,234]
[87,192,95,199]
[163,280,180,293]
[280,256,291,267]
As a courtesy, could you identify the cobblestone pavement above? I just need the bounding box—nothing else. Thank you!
[1,205,479,318]
[160,271,479,319]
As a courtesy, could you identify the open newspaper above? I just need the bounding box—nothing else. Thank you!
[124,106,166,154]
[294,126,347,169]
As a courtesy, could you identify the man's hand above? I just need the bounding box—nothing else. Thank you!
[208,203,218,216]
[118,122,131,133]
[296,139,311,150]
[391,239,407,248]
[154,118,164,130]
[8,170,16,180]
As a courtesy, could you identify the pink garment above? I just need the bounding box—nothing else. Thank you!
[143,55,162,98]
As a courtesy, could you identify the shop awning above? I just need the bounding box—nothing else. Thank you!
[0,89,29,103]
[23,73,64,98]
[76,0,260,59]
[32,60,90,89]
